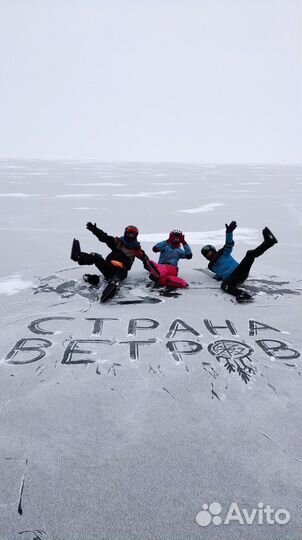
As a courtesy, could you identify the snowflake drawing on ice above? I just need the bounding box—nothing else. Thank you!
[207,339,255,383]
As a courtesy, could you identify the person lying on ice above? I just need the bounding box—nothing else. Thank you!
[201,221,278,300]
[149,230,192,288]
[71,223,153,286]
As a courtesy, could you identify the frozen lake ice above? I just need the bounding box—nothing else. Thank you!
[0,160,301,540]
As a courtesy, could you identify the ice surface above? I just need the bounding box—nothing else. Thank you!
[0,161,301,540]
[66,182,125,186]
[55,193,107,198]
[0,193,42,198]
[180,202,225,213]
[151,182,189,185]
[113,190,178,198]
[72,207,98,211]
[0,276,34,296]
[139,228,259,245]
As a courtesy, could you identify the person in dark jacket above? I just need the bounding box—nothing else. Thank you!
[201,221,278,299]
[71,223,150,285]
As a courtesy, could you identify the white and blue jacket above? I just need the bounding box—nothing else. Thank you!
[153,241,192,267]
[208,232,239,280]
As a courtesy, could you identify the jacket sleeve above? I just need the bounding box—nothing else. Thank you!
[92,227,116,250]
[135,248,149,265]
[184,243,193,259]
[178,243,193,259]
[222,231,234,255]
[152,241,167,253]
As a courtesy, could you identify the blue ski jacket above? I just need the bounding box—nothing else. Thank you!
[153,240,192,267]
[208,231,239,280]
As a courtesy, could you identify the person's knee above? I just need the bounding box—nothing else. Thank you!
[245,250,255,259]
[119,270,128,281]
[91,252,103,264]
[78,252,95,265]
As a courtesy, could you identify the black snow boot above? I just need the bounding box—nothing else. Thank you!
[83,274,100,286]
[251,228,278,258]
[71,238,81,261]
[221,281,242,297]
[71,239,96,266]
[262,227,278,246]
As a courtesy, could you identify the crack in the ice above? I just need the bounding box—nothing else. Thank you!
[259,431,302,463]
[96,362,101,375]
[17,458,28,515]
[162,386,176,399]
[0,381,24,413]
[110,387,125,400]
[157,365,165,377]
[107,363,122,376]
[211,382,221,401]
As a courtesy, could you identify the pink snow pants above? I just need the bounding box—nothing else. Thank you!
[149,261,188,288]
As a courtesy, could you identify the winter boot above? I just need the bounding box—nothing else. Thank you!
[221,281,242,297]
[262,227,278,246]
[251,228,278,258]
[71,239,96,266]
[236,290,253,302]
[83,274,100,286]
[101,277,120,302]
[71,238,81,261]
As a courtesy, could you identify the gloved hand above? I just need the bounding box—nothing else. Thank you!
[86,222,97,233]
[225,221,237,233]
[180,233,186,244]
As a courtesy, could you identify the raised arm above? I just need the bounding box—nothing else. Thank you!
[178,234,192,259]
[86,222,116,249]
[222,221,237,255]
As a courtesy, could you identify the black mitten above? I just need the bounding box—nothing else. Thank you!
[86,222,97,233]
[225,221,237,233]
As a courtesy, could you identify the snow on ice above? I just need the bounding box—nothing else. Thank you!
[0,161,301,540]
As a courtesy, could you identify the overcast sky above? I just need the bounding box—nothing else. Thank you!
[0,0,301,163]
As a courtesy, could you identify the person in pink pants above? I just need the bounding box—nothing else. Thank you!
[148,230,192,289]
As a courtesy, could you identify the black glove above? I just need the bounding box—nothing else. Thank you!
[225,221,237,233]
[86,222,97,233]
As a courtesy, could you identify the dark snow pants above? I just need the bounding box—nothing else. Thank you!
[221,241,272,296]
[78,252,128,281]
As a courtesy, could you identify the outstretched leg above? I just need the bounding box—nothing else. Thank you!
[251,227,278,257]
[224,227,278,287]
[70,239,113,280]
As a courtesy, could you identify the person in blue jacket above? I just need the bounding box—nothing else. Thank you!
[201,221,278,299]
[151,230,192,288]
[153,230,192,265]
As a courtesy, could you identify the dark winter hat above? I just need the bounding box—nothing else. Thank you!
[201,244,217,258]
